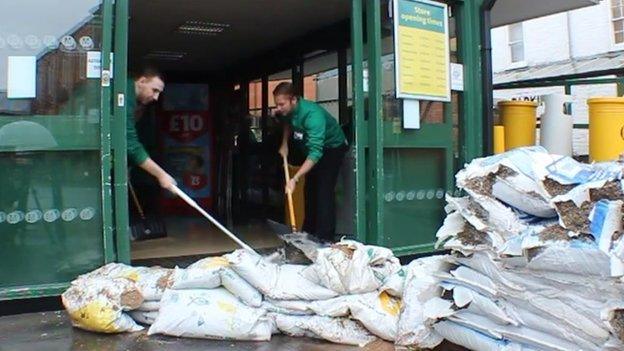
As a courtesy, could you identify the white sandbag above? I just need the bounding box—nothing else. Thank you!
[307,292,401,341]
[590,200,624,277]
[270,313,377,347]
[262,299,314,316]
[220,267,263,307]
[300,240,401,295]
[380,266,406,297]
[225,250,338,300]
[396,255,451,348]
[129,310,158,325]
[148,288,271,341]
[433,320,519,351]
[62,276,144,333]
[168,266,221,290]
[524,239,611,278]
[80,263,172,301]
[187,256,230,270]
[451,285,516,326]
[137,300,160,312]
[449,311,584,351]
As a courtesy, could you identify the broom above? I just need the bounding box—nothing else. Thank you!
[128,181,167,241]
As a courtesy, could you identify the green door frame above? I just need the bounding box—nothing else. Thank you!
[113,0,131,264]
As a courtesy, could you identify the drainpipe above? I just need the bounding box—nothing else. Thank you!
[481,0,497,155]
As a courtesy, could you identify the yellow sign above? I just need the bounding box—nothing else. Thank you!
[394,0,450,101]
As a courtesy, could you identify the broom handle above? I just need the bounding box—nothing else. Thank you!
[171,185,258,255]
[282,155,297,232]
[128,181,146,220]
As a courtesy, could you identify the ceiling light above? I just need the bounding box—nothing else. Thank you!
[144,50,186,61]
[176,21,230,36]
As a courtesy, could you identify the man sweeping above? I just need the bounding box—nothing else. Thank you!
[127,68,176,191]
[273,82,348,242]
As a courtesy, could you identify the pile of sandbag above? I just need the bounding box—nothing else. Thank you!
[62,239,450,347]
[433,146,624,350]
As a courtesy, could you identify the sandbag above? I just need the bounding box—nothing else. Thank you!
[148,288,272,341]
[300,240,401,295]
[136,300,160,312]
[168,266,221,290]
[396,255,451,348]
[80,263,172,301]
[129,310,158,325]
[62,276,144,333]
[224,250,337,300]
[220,267,263,307]
[270,313,377,347]
[306,292,401,341]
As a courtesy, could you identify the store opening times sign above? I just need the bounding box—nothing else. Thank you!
[394,0,450,102]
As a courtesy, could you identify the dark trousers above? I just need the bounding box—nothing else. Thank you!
[302,144,348,241]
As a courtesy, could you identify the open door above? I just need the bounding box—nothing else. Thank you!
[356,0,463,256]
[0,0,117,299]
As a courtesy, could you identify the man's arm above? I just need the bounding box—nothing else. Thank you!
[285,112,325,193]
[138,158,177,191]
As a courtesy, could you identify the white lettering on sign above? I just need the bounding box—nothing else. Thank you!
[80,207,95,221]
[170,114,204,132]
[25,210,43,224]
[7,211,24,224]
[62,208,78,222]
[44,209,60,223]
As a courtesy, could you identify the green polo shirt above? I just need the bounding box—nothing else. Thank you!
[126,81,149,166]
[287,99,346,162]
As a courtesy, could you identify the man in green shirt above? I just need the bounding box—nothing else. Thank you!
[274,82,348,241]
[127,68,176,191]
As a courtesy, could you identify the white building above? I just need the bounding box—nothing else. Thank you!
[492,0,623,156]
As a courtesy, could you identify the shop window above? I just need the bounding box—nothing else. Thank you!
[508,23,525,63]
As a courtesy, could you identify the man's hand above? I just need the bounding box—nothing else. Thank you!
[158,172,177,192]
[285,178,296,194]
[279,144,289,159]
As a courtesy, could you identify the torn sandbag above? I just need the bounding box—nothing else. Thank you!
[456,146,558,218]
[148,288,272,341]
[62,276,144,333]
[445,195,526,248]
[300,240,401,295]
[269,313,377,347]
[224,250,338,300]
[79,263,172,301]
[552,179,624,233]
[436,211,493,254]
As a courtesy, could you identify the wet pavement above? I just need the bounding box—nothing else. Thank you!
[0,311,467,351]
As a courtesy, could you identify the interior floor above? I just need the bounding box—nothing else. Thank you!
[130,217,283,261]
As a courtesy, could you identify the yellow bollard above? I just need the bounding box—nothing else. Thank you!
[588,97,624,162]
[493,126,506,154]
[498,100,538,151]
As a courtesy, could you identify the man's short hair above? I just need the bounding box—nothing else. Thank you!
[273,82,297,97]
[136,66,164,81]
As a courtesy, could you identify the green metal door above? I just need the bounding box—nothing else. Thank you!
[355,0,484,256]
[0,0,117,299]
